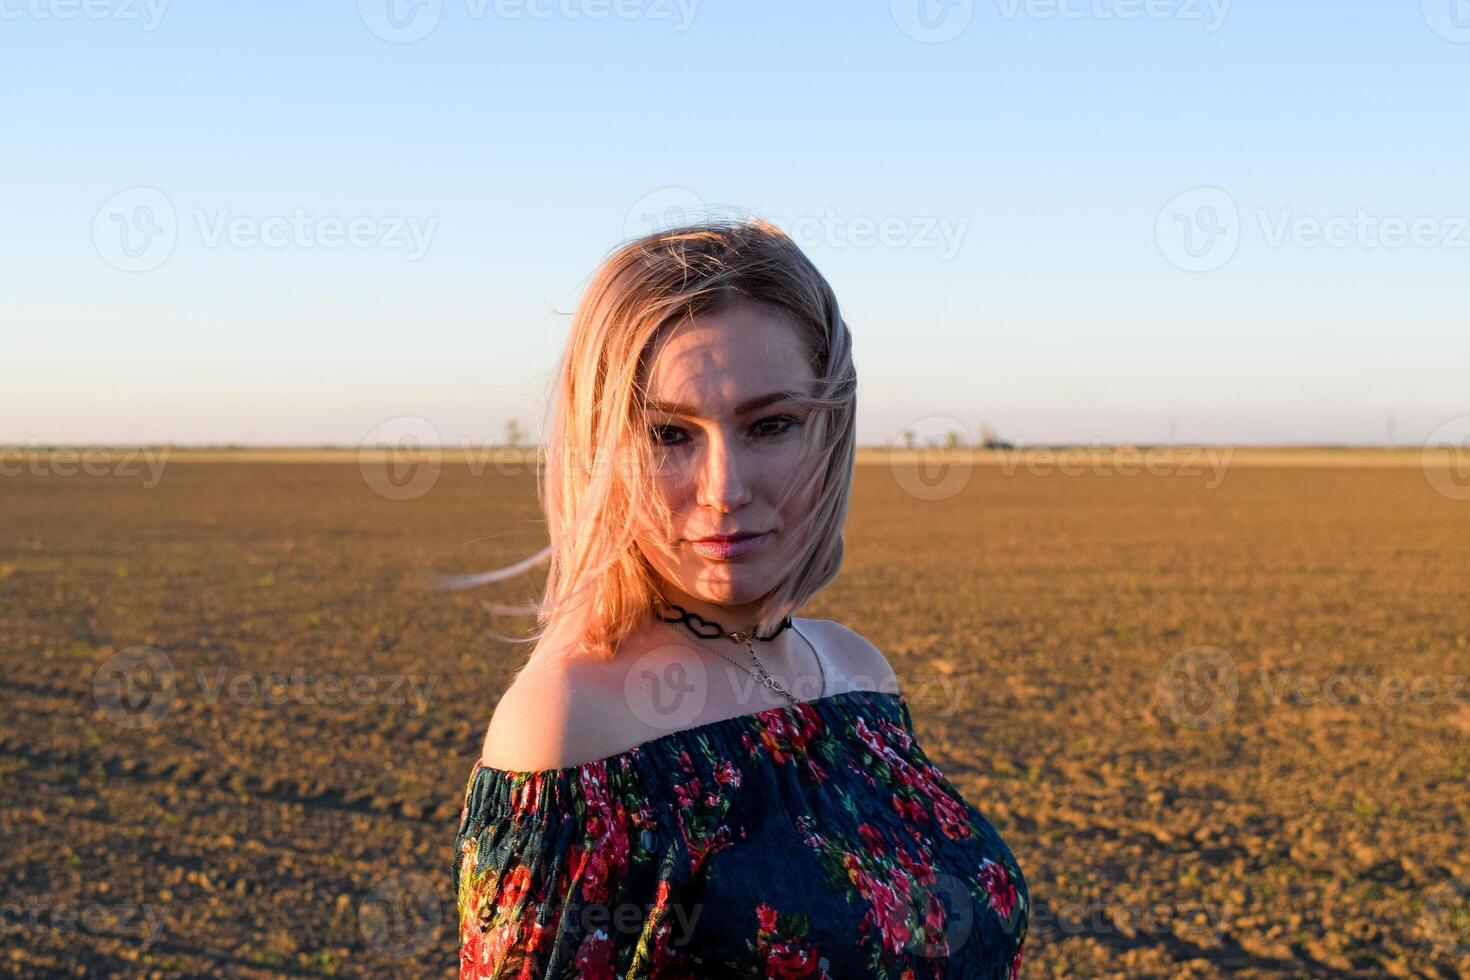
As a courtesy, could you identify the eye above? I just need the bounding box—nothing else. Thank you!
[649,424,683,447]
[751,415,801,438]
[648,415,802,447]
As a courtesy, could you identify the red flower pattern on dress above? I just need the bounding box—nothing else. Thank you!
[752,903,823,979]
[979,857,1019,922]
[755,700,824,764]
[573,929,615,979]
[857,821,887,857]
[1009,937,1026,979]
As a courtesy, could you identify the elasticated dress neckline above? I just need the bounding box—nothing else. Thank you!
[454,687,1028,979]
[475,687,901,778]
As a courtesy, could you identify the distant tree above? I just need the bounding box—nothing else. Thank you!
[503,418,525,448]
[901,429,916,450]
[944,430,961,450]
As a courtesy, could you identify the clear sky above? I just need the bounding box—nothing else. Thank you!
[3,0,1466,447]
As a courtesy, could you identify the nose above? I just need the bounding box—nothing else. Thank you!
[695,430,752,512]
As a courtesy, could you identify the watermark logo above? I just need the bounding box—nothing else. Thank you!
[622,645,712,734]
[1421,416,1470,501]
[359,415,443,501]
[888,415,976,501]
[1156,187,1239,273]
[891,0,975,43]
[93,187,177,273]
[359,0,443,42]
[624,186,708,240]
[1155,645,1238,729]
[93,646,176,730]
[1422,877,1470,956]
[360,873,441,957]
[900,871,979,957]
[1422,0,1470,42]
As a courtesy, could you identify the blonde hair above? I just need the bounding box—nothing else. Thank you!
[446,217,856,675]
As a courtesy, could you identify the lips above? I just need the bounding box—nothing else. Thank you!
[689,531,770,560]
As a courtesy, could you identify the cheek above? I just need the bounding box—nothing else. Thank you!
[764,446,818,508]
[630,470,694,559]
[635,533,676,573]
[650,449,696,493]
[650,465,695,517]
[780,481,819,522]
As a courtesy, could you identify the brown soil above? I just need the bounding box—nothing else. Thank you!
[1,457,1466,978]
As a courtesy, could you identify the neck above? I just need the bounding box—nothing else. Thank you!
[651,584,794,650]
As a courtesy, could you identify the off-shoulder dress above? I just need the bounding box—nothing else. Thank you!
[453,688,1028,978]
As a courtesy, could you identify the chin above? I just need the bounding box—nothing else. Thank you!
[677,569,770,605]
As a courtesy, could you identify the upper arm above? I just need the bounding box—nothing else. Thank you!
[460,688,680,974]
[455,762,664,975]
[815,620,901,697]
[480,665,577,771]
[480,661,627,771]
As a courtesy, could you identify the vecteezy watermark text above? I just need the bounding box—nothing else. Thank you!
[1,898,170,949]
[890,0,1230,43]
[996,0,1230,30]
[93,187,438,272]
[1157,187,1470,273]
[1257,209,1470,251]
[1257,668,1470,708]
[1035,897,1236,938]
[0,0,168,30]
[623,189,970,260]
[885,417,1235,503]
[1155,645,1470,729]
[359,0,700,44]
[193,666,438,715]
[0,446,169,487]
[194,209,436,259]
[93,646,439,728]
[994,444,1233,488]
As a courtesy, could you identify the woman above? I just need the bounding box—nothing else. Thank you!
[452,219,1028,978]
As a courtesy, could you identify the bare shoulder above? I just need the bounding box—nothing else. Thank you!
[479,622,899,769]
[799,618,901,697]
[480,657,630,772]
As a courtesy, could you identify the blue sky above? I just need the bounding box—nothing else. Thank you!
[3,0,1466,446]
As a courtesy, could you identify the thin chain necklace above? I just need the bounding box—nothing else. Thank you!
[654,600,825,707]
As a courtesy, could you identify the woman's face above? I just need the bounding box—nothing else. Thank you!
[633,302,820,612]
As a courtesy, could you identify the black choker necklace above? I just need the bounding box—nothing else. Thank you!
[654,599,792,643]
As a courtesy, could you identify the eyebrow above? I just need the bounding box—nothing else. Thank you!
[642,391,803,419]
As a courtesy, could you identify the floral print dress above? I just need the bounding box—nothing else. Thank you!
[454,688,1027,978]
